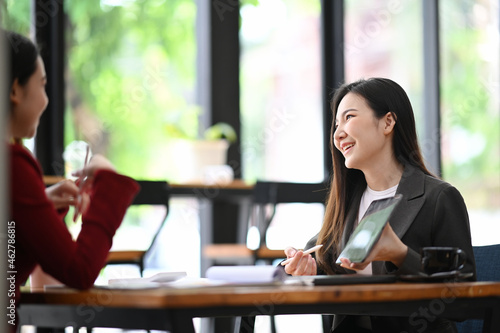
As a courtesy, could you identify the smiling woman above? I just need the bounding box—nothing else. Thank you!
[9,57,48,139]
[281,78,476,333]
[4,30,140,333]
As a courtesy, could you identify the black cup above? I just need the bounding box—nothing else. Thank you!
[421,247,466,275]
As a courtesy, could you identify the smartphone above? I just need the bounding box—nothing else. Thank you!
[335,194,402,264]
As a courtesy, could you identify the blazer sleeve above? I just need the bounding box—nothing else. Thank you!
[387,183,476,279]
[12,146,140,289]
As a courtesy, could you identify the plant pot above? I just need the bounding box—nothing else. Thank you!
[166,139,230,183]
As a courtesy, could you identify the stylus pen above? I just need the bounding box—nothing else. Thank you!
[280,244,323,266]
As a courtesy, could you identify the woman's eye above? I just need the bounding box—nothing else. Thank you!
[346,114,353,120]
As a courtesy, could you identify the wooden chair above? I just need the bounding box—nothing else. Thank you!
[203,180,328,265]
[203,180,327,333]
[456,243,500,333]
[106,180,170,276]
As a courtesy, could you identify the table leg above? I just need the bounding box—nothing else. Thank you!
[199,198,213,276]
[170,311,196,333]
[238,316,256,333]
[483,303,500,333]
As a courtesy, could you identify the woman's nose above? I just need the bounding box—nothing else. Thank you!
[334,124,345,142]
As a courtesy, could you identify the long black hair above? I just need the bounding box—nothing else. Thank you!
[3,30,39,93]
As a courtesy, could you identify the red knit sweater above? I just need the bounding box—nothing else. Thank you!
[8,143,139,329]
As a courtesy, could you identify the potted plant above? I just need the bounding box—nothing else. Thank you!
[165,122,237,183]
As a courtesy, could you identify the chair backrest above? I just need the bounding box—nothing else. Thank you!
[133,181,171,255]
[456,243,500,333]
[473,244,500,281]
[251,181,328,247]
[253,181,328,205]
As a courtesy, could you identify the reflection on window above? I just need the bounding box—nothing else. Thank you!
[440,0,500,245]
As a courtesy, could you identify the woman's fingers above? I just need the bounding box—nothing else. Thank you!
[339,257,368,271]
[72,154,116,179]
[284,246,297,258]
[303,254,317,275]
[80,192,90,215]
[45,180,79,210]
[284,251,316,276]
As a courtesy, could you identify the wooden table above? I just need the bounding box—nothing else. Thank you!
[43,176,254,193]
[18,281,500,332]
[43,176,254,202]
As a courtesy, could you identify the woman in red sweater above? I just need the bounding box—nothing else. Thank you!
[5,30,140,331]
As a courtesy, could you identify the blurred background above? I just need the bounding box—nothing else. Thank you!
[2,0,499,332]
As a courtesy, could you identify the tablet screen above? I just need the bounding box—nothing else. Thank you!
[335,194,402,264]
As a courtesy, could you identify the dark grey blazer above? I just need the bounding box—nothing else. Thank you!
[305,162,476,332]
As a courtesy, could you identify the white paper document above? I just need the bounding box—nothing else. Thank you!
[107,271,187,288]
[205,265,286,284]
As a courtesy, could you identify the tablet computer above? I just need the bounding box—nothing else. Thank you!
[335,194,402,264]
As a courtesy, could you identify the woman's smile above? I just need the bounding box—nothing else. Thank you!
[340,142,355,155]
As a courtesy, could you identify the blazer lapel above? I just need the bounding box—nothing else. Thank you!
[390,163,426,239]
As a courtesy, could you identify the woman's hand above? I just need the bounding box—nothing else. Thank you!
[45,179,79,210]
[339,223,408,271]
[282,246,317,276]
[72,154,116,195]
[72,154,116,182]
[30,265,62,291]
[71,154,116,221]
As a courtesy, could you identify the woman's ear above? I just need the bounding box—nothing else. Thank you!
[383,112,397,135]
[10,79,22,105]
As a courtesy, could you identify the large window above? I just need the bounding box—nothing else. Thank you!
[240,0,325,249]
[63,0,200,277]
[65,0,197,180]
[344,0,424,134]
[240,0,324,183]
[239,2,325,330]
[440,0,500,245]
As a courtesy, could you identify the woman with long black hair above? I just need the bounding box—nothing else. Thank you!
[282,78,475,332]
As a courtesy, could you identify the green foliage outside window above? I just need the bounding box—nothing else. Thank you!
[64,0,198,179]
[0,0,30,34]
[440,0,500,210]
[1,0,198,180]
